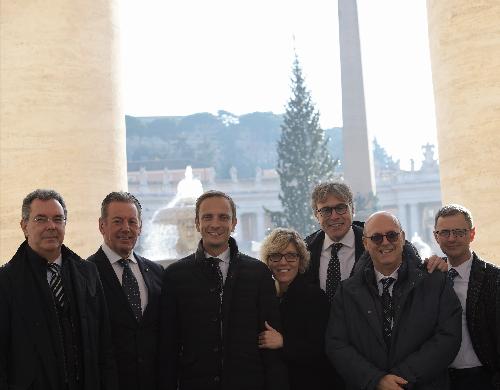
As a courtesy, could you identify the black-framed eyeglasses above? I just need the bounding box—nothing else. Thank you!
[32,216,66,225]
[268,252,299,263]
[364,231,401,245]
[434,229,469,238]
[316,203,349,218]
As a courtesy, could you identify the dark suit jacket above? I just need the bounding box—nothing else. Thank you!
[303,221,365,286]
[0,241,117,390]
[88,247,164,390]
[279,274,332,390]
[466,253,500,387]
[159,237,288,390]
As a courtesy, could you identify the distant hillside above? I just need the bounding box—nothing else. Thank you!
[126,110,343,178]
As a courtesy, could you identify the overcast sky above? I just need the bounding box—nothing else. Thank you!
[120,0,437,170]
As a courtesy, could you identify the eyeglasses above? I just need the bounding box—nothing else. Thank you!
[268,252,299,263]
[316,203,349,218]
[32,216,66,225]
[364,231,401,245]
[434,229,469,238]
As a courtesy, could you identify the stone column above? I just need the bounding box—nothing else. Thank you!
[427,1,500,263]
[0,0,127,263]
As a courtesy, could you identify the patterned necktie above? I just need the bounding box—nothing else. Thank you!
[325,243,343,303]
[119,259,142,321]
[447,268,459,286]
[48,262,65,309]
[380,277,395,348]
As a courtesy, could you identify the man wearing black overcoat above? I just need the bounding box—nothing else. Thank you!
[431,204,500,389]
[159,190,288,390]
[88,192,164,390]
[326,211,462,390]
[0,189,117,390]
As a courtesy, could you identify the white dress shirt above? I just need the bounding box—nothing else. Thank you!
[449,255,482,369]
[102,243,149,313]
[374,267,399,296]
[204,247,230,284]
[319,227,356,291]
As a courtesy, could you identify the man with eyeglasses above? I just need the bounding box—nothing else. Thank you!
[88,192,164,390]
[304,182,365,303]
[326,211,462,390]
[430,204,500,390]
[0,189,117,390]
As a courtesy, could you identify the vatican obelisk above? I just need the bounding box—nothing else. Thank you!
[427,1,500,261]
[0,0,127,262]
[338,0,375,198]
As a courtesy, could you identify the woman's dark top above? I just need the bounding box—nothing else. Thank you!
[280,273,338,390]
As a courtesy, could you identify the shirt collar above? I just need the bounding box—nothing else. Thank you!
[374,265,400,285]
[448,253,473,281]
[101,242,137,265]
[204,247,230,264]
[322,226,355,251]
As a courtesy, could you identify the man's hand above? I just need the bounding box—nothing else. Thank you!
[258,321,283,349]
[376,374,408,390]
[424,255,448,273]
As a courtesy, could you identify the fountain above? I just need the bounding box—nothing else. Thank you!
[141,166,203,261]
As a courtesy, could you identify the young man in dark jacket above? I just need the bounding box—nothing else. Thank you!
[159,190,288,390]
[326,211,462,390]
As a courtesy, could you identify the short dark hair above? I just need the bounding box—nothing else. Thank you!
[311,181,353,211]
[195,190,237,221]
[434,204,473,229]
[22,189,67,221]
[101,191,142,220]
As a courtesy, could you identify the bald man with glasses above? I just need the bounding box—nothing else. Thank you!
[430,204,500,390]
[326,211,462,390]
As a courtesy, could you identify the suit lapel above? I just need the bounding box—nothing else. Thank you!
[94,248,137,322]
[136,254,158,320]
[466,255,485,327]
[221,254,238,341]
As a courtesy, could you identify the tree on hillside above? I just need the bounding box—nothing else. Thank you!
[275,55,337,236]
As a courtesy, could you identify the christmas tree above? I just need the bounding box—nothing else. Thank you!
[276,55,337,236]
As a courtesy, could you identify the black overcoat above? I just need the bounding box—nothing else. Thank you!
[0,241,117,390]
[159,237,288,390]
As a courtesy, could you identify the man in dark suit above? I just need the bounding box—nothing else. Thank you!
[88,191,163,390]
[0,189,117,390]
[431,204,500,389]
[159,190,288,390]
[304,182,365,301]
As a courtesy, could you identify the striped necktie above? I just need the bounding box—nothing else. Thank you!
[48,262,65,309]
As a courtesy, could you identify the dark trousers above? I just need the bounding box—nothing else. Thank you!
[449,366,494,390]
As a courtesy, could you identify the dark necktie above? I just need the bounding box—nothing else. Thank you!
[48,262,65,309]
[326,243,343,303]
[119,259,142,321]
[447,268,459,287]
[380,277,395,347]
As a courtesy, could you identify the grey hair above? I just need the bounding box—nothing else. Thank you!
[21,189,67,221]
[311,181,353,211]
[101,191,142,220]
[434,204,473,229]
